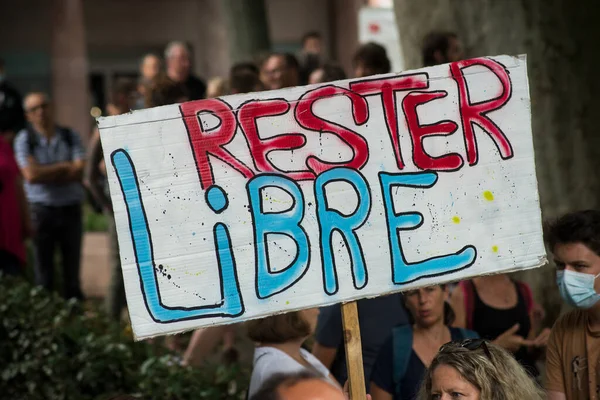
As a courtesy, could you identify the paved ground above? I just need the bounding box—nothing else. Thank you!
[81,232,111,298]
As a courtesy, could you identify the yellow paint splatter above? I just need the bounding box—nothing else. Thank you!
[285,301,290,305]
[492,245,499,253]
[452,216,461,224]
[483,191,494,201]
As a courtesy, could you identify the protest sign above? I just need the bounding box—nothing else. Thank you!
[98,55,545,340]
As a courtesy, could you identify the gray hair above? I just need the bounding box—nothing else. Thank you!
[164,41,190,59]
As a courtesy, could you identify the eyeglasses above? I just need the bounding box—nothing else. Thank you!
[26,102,49,113]
[440,338,493,361]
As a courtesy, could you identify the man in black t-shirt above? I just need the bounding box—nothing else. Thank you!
[164,41,206,100]
[311,293,409,390]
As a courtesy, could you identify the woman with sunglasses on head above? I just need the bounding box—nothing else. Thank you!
[246,308,341,398]
[417,339,544,400]
[370,285,478,400]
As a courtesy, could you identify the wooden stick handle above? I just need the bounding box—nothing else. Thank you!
[341,301,366,400]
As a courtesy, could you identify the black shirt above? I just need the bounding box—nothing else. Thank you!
[0,80,25,133]
[183,75,206,100]
[314,294,409,389]
[470,280,538,376]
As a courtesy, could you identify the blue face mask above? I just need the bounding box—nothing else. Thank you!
[556,270,600,309]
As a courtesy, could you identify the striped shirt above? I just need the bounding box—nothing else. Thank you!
[14,126,85,206]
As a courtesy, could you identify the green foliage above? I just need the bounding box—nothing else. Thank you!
[0,275,250,399]
[84,203,108,232]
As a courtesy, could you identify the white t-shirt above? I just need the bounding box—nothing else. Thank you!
[248,346,332,397]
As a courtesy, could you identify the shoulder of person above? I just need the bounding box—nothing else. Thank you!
[300,348,330,376]
[451,326,479,339]
[300,347,325,365]
[552,309,587,336]
[253,347,302,374]
[13,128,29,146]
[57,125,78,136]
[253,347,287,364]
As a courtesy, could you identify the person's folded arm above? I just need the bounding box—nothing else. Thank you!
[66,129,87,182]
[13,131,70,183]
[22,156,71,183]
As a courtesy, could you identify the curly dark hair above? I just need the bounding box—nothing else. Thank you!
[422,31,457,67]
[145,76,188,107]
[544,210,600,256]
[352,42,391,75]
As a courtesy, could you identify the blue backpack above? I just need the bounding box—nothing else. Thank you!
[392,325,478,395]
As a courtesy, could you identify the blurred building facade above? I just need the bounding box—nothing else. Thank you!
[0,0,384,141]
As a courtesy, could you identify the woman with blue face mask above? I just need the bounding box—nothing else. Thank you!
[544,210,600,400]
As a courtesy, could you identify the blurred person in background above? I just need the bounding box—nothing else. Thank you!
[0,117,30,275]
[422,31,464,67]
[352,42,391,78]
[0,58,25,136]
[0,58,29,274]
[14,93,86,300]
[283,53,300,88]
[164,41,206,100]
[136,53,163,109]
[205,77,229,99]
[85,78,137,321]
[449,274,551,378]
[370,285,477,400]
[298,31,324,85]
[260,53,299,90]
[247,308,339,398]
[417,340,544,400]
[312,294,408,392]
[145,76,189,108]
[140,53,162,81]
[308,63,347,85]
[229,62,263,94]
[302,31,323,56]
[544,210,600,400]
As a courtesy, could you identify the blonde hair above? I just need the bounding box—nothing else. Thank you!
[418,341,544,400]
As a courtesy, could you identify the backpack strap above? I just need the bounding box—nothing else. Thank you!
[459,280,475,330]
[516,281,534,314]
[392,324,413,396]
[25,125,74,161]
[57,126,74,161]
[25,124,39,155]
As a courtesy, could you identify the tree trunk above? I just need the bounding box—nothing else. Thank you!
[52,0,90,143]
[221,0,271,64]
[393,0,600,324]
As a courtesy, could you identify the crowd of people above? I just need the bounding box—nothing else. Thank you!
[0,30,599,400]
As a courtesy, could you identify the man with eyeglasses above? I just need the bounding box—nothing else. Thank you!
[13,92,86,300]
[544,210,600,400]
[259,53,300,91]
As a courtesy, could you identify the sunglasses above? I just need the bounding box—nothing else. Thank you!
[440,338,493,361]
[26,102,49,113]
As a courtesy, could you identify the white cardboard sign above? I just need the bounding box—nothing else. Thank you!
[98,55,545,340]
